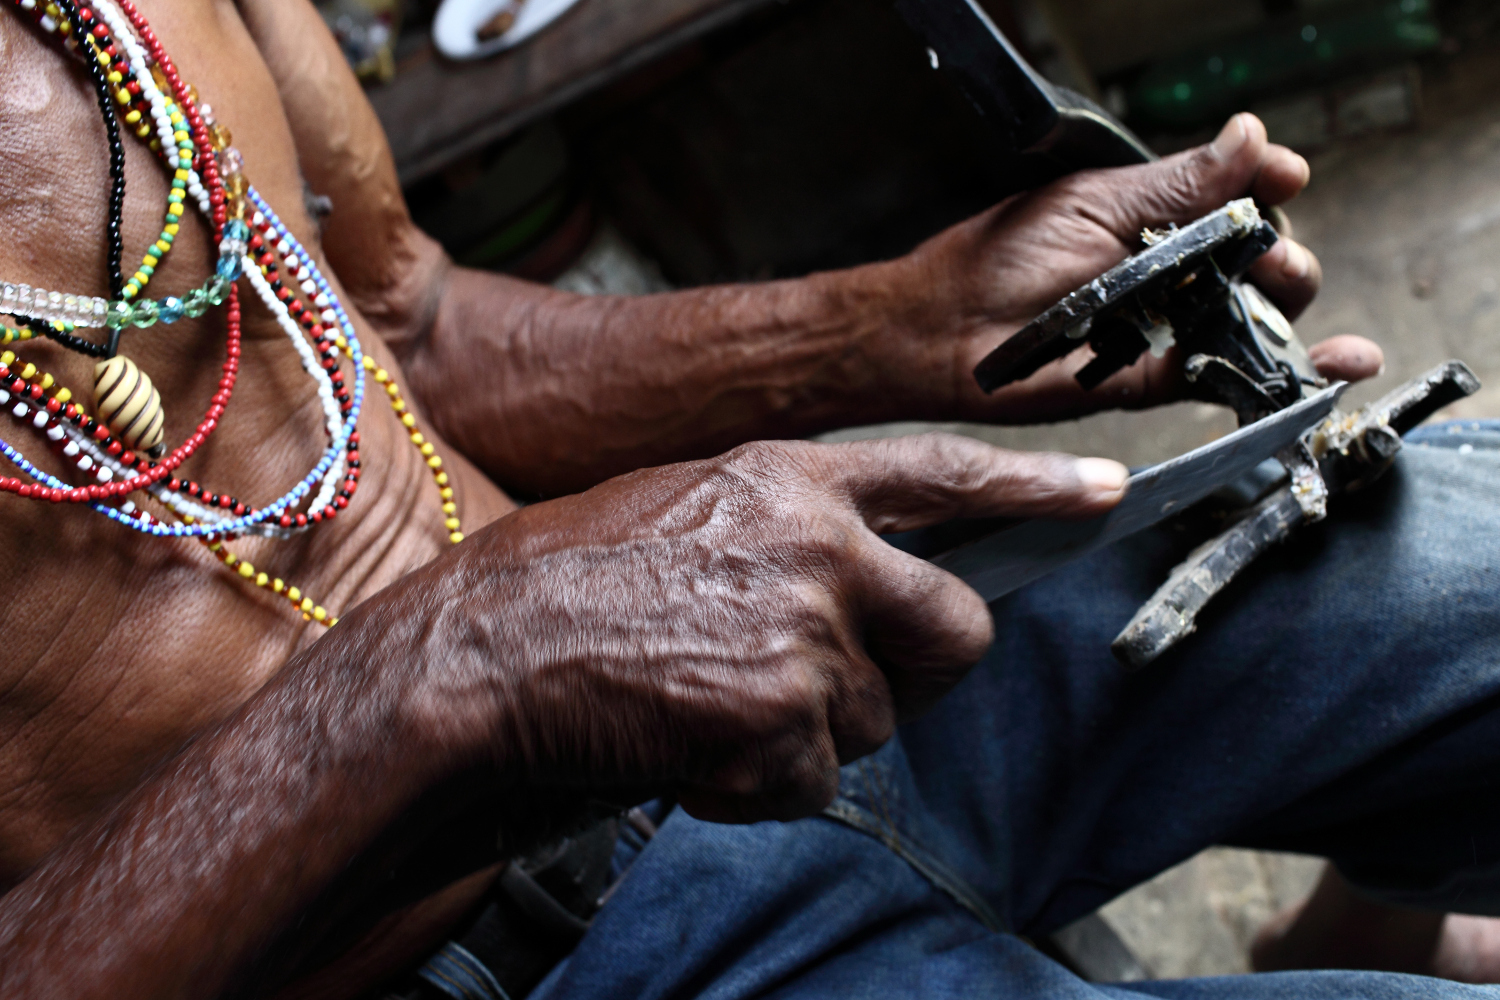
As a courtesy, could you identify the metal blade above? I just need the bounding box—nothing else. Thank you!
[932,383,1347,602]
[892,0,1155,182]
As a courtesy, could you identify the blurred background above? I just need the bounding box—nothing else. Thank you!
[339,0,1500,979]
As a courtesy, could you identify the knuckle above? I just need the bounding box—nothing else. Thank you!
[783,513,867,581]
[778,749,841,818]
[771,663,824,717]
[740,650,833,735]
[948,586,996,662]
[839,699,895,762]
[1054,169,1155,242]
[718,729,840,821]
[1053,171,1107,207]
[883,432,992,495]
[714,441,838,515]
[1157,158,1210,218]
[719,439,772,467]
[720,439,808,478]
[806,769,841,813]
[863,712,896,754]
[927,433,993,490]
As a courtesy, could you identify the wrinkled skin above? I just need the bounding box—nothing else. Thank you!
[405,437,1134,825]
[0,0,1382,994]
[391,116,1372,495]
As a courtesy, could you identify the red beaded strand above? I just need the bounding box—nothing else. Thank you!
[0,293,240,504]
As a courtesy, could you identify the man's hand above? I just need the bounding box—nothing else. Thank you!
[874,113,1385,425]
[377,115,1383,496]
[0,433,1125,998]
[253,23,1386,500]
[398,435,1127,824]
[235,5,1383,497]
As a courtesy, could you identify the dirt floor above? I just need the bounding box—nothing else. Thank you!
[552,33,1500,979]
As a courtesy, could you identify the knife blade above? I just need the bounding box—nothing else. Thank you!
[932,382,1346,602]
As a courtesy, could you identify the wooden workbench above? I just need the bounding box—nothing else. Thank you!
[369,0,779,183]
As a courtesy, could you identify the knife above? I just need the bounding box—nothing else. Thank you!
[932,382,1346,602]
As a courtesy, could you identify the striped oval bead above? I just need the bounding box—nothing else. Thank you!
[93,354,166,456]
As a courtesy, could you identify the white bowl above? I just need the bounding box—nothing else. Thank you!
[433,0,585,60]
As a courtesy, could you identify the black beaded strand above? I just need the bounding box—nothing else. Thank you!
[64,0,128,301]
[19,0,129,360]
[30,319,111,358]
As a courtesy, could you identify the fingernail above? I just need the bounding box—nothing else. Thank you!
[1076,457,1129,495]
[1293,153,1312,190]
[1212,114,1249,159]
[1281,240,1311,279]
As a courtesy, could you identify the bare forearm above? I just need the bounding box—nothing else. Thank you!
[0,595,460,999]
[400,260,939,497]
[238,0,945,495]
[0,420,1135,995]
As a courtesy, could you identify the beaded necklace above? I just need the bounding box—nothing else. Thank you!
[0,0,463,627]
[3,0,214,335]
[108,0,461,560]
[69,3,125,302]
[5,0,239,463]
[0,30,346,619]
[98,0,358,533]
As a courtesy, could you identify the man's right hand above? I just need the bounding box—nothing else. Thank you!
[376,435,1128,824]
[0,436,1124,999]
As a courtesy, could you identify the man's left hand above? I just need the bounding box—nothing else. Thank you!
[869,112,1384,425]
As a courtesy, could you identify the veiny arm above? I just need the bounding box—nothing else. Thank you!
[0,570,464,1000]
[0,433,1129,999]
[237,0,1353,498]
[392,119,1363,499]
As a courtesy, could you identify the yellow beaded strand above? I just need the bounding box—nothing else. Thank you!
[193,346,466,628]
[360,354,463,545]
[203,538,337,627]
[84,34,187,303]
[243,241,461,548]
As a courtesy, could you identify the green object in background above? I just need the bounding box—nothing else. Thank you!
[457,188,572,270]
[1128,0,1442,132]
[409,121,575,270]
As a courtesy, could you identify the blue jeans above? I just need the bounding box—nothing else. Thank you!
[530,422,1500,999]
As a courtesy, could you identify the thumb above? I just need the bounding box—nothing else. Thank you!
[1072,113,1306,241]
[822,433,1128,536]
